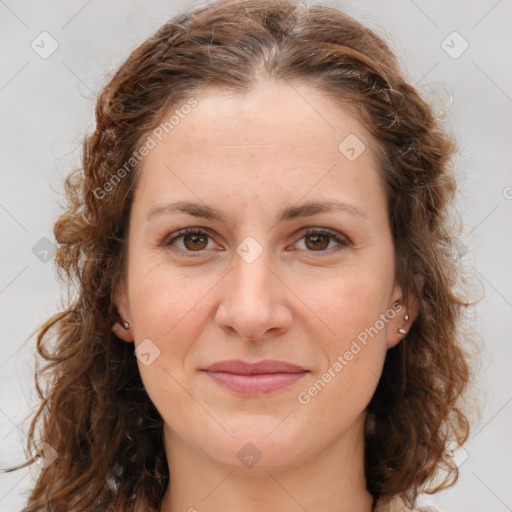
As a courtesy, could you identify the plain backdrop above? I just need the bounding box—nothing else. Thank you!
[1,1,511,511]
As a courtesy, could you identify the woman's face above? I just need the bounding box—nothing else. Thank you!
[114,79,408,470]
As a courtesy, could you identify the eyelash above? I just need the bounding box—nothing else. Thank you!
[161,227,350,258]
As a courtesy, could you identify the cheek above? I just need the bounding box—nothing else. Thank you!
[127,267,205,417]
[294,275,390,425]
[128,259,209,338]
[290,262,393,346]
[125,270,198,408]
[291,266,392,405]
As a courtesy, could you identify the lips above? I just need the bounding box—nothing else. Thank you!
[201,359,309,394]
[203,359,308,374]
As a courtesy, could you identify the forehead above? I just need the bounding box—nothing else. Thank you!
[148,79,376,161]
[133,79,385,220]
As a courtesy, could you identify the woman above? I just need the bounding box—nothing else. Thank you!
[11,0,473,510]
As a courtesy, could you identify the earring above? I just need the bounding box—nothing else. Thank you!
[404,314,409,321]
[397,328,407,336]
[121,320,131,330]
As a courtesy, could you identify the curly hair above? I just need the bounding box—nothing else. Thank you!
[6,0,474,510]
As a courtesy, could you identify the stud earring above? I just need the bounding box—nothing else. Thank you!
[397,328,407,336]
[404,314,409,321]
[121,320,131,330]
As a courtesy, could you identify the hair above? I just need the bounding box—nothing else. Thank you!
[5,0,475,510]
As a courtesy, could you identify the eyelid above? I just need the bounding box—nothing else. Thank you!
[294,227,350,250]
[161,226,350,256]
[161,227,222,256]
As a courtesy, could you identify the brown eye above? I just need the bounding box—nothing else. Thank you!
[182,232,208,251]
[304,233,330,251]
[163,228,216,256]
[163,227,349,258]
[295,229,349,253]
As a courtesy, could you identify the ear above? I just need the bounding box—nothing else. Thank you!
[111,278,133,343]
[386,282,419,349]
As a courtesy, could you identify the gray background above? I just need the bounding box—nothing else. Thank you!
[1,1,511,511]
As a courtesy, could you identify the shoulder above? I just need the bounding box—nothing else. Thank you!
[374,496,440,512]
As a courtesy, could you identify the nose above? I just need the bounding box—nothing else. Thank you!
[214,246,293,342]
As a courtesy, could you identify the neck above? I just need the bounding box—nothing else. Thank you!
[159,414,374,512]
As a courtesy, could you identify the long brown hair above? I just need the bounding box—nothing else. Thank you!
[6,0,475,509]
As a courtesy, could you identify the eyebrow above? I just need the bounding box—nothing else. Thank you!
[146,199,368,224]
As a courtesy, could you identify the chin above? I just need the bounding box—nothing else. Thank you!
[212,439,304,472]
[196,417,311,470]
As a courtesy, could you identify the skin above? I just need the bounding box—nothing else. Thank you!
[113,77,416,512]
